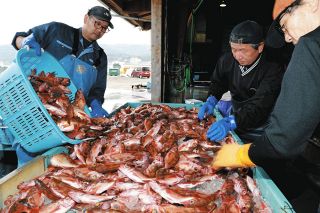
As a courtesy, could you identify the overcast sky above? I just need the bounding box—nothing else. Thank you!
[0,0,151,45]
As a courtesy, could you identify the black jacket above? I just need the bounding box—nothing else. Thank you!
[208,52,285,131]
[250,26,320,165]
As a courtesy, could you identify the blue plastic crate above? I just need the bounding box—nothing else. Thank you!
[0,48,88,153]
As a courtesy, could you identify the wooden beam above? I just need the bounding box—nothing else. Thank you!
[123,0,151,13]
[137,12,151,18]
[99,0,123,12]
[151,0,162,102]
[100,0,149,29]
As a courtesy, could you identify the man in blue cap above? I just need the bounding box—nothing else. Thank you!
[198,20,286,143]
[9,6,113,165]
[12,5,112,118]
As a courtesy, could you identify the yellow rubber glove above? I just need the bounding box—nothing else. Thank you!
[212,143,255,170]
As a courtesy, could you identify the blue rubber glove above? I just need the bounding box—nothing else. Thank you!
[207,115,237,142]
[10,139,34,167]
[217,100,232,117]
[21,34,41,56]
[198,96,218,120]
[16,144,34,167]
[90,99,109,118]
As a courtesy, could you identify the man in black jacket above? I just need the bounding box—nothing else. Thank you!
[198,20,285,142]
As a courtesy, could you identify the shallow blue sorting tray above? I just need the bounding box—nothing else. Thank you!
[0,48,89,153]
[114,102,295,212]
[0,101,294,211]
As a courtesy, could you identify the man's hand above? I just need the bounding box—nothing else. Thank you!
[212,143,255,170]
[21,34,41,56]
[90,99,109,118]
[207,115,237,142]
[198,96,218,120]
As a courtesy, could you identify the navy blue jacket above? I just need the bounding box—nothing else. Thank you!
[12,21,108,104]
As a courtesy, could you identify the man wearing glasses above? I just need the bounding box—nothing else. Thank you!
[211,0,320,211]
[12,6,112,118]
[10,6,112,165]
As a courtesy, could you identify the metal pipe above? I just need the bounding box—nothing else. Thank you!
[111,14,151,22]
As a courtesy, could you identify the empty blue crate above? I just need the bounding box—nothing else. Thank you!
[0,48,84,153]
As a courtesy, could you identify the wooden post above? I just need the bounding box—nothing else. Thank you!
[151,0,162,102]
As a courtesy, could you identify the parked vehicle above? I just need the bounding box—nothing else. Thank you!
[108,68,120,76]
[131,66,151,78]
[125,67,134,77]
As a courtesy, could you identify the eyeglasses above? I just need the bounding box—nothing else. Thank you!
[275,0,302,34]
[90,16,110,33]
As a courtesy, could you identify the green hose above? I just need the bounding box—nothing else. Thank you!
[174,65,191,92]
[173,0,204,93]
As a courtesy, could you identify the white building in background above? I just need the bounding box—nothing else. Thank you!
[129,57,142,64]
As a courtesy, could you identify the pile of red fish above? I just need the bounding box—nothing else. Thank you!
[28,69,112,140]
[1,104,272,212]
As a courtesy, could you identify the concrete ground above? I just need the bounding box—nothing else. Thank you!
[103,76,151,113]
[103,76,230,114]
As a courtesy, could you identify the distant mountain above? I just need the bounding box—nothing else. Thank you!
[0,44,151,67]
[102,44,151,65]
